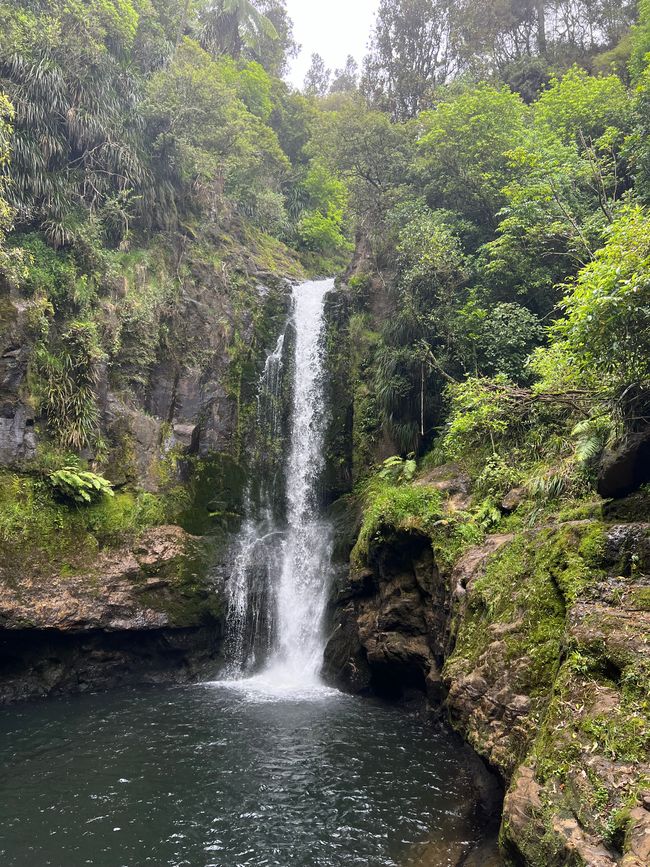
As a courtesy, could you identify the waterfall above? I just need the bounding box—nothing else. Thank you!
[223,278,334,689]
[223,331,286,674]
[265,279,334,685]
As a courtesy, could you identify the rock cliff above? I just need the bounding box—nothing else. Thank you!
[0,525,224,703]
[323,467,650,867]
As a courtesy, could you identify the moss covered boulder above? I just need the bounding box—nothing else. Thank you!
[325,455,650,867]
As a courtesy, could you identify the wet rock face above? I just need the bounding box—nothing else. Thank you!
[0,526,225,703]
[501,538,650,867]
[443,533,543,780]
[2,257,291,495]
[0,627,220,704]
[323,529,448,700]
[101,276,264,491]
[325,513,650,867]
[446,522,650,867]
[0,402,36,464]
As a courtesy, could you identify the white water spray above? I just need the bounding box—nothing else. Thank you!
[265,279,333,686]
[223,279,335,692]
[223,330,286,673]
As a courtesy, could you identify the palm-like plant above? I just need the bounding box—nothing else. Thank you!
[0,7,148,244]
[200,0,278,60]
[35,321,104,450]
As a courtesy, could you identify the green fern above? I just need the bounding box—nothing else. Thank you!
[48,467,114,505]
[572,417,614,466]
[378,454,417,484]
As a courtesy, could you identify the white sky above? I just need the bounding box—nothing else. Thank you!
[285,0,380,89]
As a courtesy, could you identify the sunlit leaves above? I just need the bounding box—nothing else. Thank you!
[534,67,631,147]
[295,160,350,252]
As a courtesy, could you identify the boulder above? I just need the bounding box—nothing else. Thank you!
[598,430,650,499]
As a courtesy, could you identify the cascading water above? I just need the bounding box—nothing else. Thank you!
[265,279,334,685]
[223,278,334,689]
[223,331,287,674]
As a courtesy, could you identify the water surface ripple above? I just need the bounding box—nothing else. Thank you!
[0,685,482,867]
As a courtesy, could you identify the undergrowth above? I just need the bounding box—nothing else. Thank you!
[351,475,443,566]
[0,470,174,577]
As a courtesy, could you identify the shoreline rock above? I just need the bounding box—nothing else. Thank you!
[0,525,225,703]
[324,511,650,867]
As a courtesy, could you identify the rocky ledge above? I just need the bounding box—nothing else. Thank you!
[0,526,224,703]
[324,482,650,867]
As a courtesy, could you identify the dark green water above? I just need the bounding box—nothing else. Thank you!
[0,683,487,867]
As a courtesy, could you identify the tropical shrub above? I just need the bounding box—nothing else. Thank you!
[49,466,114,504]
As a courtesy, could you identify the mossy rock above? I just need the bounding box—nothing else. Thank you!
[178,453,247,537]
[135,535,223,628]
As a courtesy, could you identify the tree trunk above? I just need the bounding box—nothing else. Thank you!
[536,1,547,56]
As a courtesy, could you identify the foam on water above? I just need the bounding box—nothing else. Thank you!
[206,672,340,705]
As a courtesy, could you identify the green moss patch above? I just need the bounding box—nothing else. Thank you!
[177,453,247,538]
[351,478,443,566]
[0,470,171,581]
[446,523,607,697]
[135,537,223,627]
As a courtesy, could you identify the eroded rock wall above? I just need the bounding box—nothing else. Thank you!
[323,479,650,867]
[323,529,448,699]
[0,526,225,703]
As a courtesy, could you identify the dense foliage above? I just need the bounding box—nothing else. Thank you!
[0,0,346,464]
[311,0,650,494]
[0,0,649,505]
[0,0,332,249]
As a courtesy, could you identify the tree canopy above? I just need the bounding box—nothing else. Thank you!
[0,0,648,469]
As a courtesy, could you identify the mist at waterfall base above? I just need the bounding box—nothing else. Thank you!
[0,281,495,866]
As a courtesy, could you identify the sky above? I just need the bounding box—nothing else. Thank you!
[284,0,380,89]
